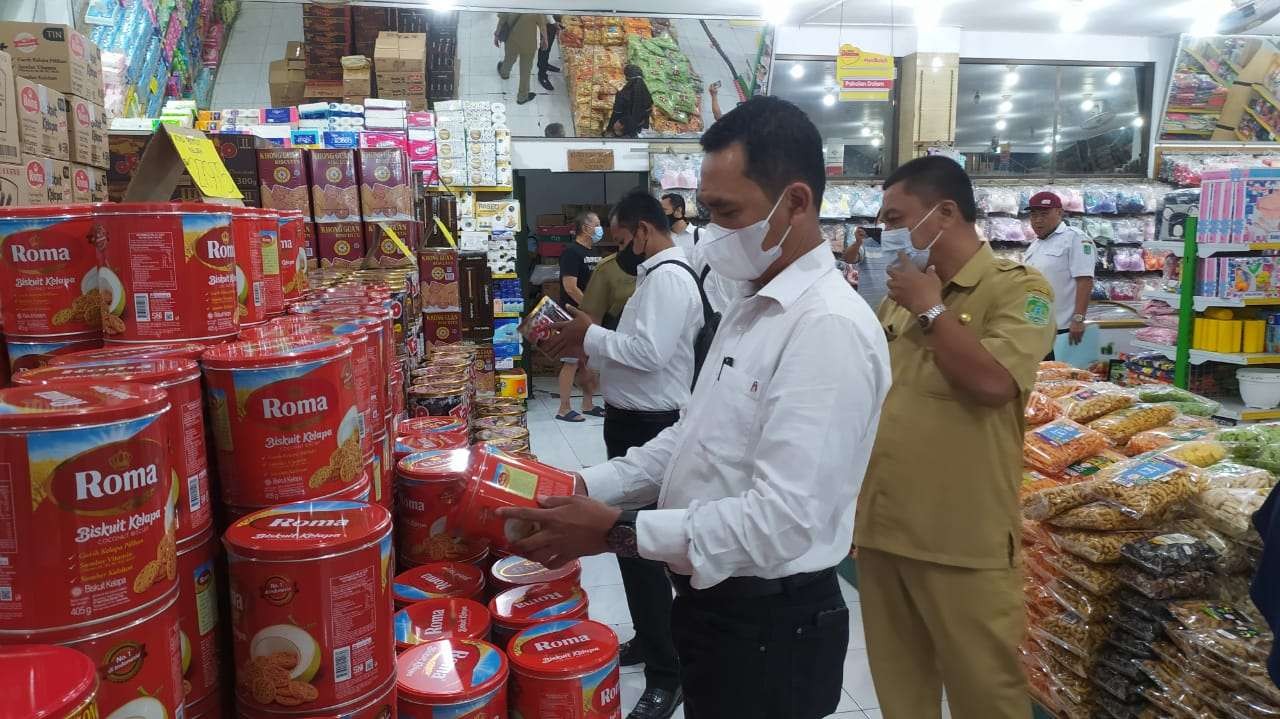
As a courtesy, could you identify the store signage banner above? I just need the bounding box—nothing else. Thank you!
[567,149,615,172]
[836,44,894,102]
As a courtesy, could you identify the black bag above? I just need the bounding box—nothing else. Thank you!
[652,259,720,389]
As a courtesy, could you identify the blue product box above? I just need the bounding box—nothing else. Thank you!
[264,107,294,124]
[322,131,359,149]
[291,129,321,146]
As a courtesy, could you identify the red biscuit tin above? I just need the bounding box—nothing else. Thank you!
[231,207,268,327]
[0,382,177,631]
[0,204,99,336]
[14,358,211,541]
[256,208,285,316]
[237,674,398,719]
[394,432,466,462]
[5,332,102,373]
[393,562,486,608]
[396,639,507,718]
[1,588,186,719]
[48,340,208,364]
[305,317,377,453]
[509,619,622,719]
[488,582,590,650]
[489,556,583,595]
[395,449,471,566]
[278,210,309,301]
[0,644,99,719]
[398,416,467,442]
[94,202,239,343]
[224,500,395,713]
[451,447,579,554]
[202,335,362,506]
[177,528,224,708]
[394,598,491,653]
[185,691,225,719]
[222,474,373,525]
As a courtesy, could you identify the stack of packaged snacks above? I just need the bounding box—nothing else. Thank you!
[1019,364,1279,719]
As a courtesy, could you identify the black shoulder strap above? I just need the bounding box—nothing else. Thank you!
[693,227,701,245]
[700,264,710,284]
[651,260,714,323]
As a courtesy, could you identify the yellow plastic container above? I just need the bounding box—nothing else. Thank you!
[1222,320,1244,353]
[1205,307,1235,320]
[1245,320,1266,353]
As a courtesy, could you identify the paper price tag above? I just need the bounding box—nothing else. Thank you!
[165,126,242,200]
[378,223,416,261]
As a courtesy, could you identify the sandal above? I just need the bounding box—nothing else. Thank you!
[584,407,606,418]
[556,411,585,423]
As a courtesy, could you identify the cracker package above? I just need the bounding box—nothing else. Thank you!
[1025,419,1111,476]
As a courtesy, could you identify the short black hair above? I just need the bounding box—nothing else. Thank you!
[573,211,597,236]
[545,122,565,137]
[661,193,686,216]
[883,156,978,223]
[700,95,825,202]
[610,190,667,235]
[624,64,643,80]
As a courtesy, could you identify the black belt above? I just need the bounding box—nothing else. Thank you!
[605,403,681,424]
[668,568,837,601]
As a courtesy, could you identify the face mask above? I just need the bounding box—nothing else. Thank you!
[880,204,942,270]
[616,234,645,276]
[665,212,677,229]
[700,192,792,282]
[591,225,604,244]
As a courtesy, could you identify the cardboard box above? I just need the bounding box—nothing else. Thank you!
[15,79,68,160]
[70,162,105,202]
[21,154,70,204]
[0,161,35,205]
[419,247,461,311]
[269,42,306,107]
[353,7,398,57]
[374,32,425,74]
[258,147,312,218]
[0,51,19,165]
[316,221,365,267]
[357,147,412,221]
[307,149,360,222]
[66,95,106,168]
[0,23,102,103]
[342,56,372,100]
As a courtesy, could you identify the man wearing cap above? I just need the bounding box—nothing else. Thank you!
[1023,191,1095,354]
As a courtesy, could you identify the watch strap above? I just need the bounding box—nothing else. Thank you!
[919,304,947,331]
[607,510,640,558]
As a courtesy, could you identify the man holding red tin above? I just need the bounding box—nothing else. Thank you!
[501,96,892,719]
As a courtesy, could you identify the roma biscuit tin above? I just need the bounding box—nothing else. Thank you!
[222,474,373,525]
[202,335,362,506]
[237,674,398,719]
[376,430,393,510]
[489,582,589,651]
[231,207,269,327]
[185,690,224,719]
[0,644,99,719]
[255,208,285,316]
[0,382,178,631]
[5,333,102,373]
[278,210,310,301]
[48,341,208,364]
[398,416,467,444]
[320,313,388,429]
[14,358,211,541]
[0,204,100,336]
[304,317,377,453]
[453,446,579,554]
[395,450,471,567]
[489,556,582,595]
[1,588,186,719]
[394,598,491,653]
[94,202,239,343]
[224,500,395,713]
[509,619,622,719]
[393,562,486,608]
[177,528,224,709]
[396,639,507,719]
[394,432,466,462]
[406,382,468,421]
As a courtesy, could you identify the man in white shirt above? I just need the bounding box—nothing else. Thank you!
[661,193,698,256]
[661,192,744,315]
[501,96,892,719]
[1022,191,1095,352]
[544,190,704,719]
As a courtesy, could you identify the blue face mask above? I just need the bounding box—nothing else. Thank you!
[591,225,604,243]
[880,204,942,270]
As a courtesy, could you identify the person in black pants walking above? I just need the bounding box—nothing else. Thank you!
[542,190,705,719]
[537,15,561,91]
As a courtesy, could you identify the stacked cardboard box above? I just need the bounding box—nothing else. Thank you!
[342,56,373,104]
[0,22,104,106]
[353,7,398,58]
[373,32,426,111]
[302,4,352,85]
[269,42,306,107]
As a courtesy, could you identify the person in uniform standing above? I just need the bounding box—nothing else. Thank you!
[497,96,892,719]
[545,190,705,719]
[495,13,548,105]
[580,250,637,332]
[1023,191,1095,351]
[854,156,1055,719]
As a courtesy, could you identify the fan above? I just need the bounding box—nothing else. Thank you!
[1081,109,1118,134]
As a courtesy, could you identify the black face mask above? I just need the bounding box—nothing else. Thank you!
[664,212,676,229]
[617,237,645,276]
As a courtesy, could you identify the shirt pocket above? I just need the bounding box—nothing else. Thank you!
[696,363,763,462]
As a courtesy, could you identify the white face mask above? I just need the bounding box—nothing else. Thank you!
[881,204,942,270]
[700,192,793,282]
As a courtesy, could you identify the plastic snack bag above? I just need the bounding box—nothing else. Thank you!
[1223,690,1280,719]
[1044,551,1123,595]
[1164,518,1254,574]
[1090,453,1204,519]
[1191,488,1268,538]
[1038,366,1096,383]
[1026,391,1061,426]
[1088,404,1181,444]
[1032,609,1109,659]
[1091,664,1148,703]
[1119,533,1219,576]
[1046,577,1117,622]
[1057,386,1137,423]
[1116,588,1173,623]
[1159,440,1229,467]
[1025,419,1113,475]
[1116,566,1212,600]
[1048,501,1179,531]
[1123,426,1214,456]
[1203,462,1277,490]
[1167,601,1258,631]
[1023,480,1097,520]
[1048,529,1155,564]
[1109,608,1164,642]
[1038,379,1091,398]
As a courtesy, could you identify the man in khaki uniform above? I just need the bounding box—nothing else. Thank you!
[495,13,547,105]
[854,156,1054,719]
[580,252,636,331]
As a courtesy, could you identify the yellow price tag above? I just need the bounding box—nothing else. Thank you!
[165,126,242,200]
[148,77,158,95]
[433,217,458,249]
[377,223,416,261]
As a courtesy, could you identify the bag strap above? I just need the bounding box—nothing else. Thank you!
[651,260,714,325]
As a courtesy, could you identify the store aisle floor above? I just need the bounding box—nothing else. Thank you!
[524,377,951,719]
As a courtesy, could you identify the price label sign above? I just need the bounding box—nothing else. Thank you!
[164,125,243,200]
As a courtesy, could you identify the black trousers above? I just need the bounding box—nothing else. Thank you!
[671,572,849,719]
[603,405,681,692]
[1044,327,1069,362]
[537,21,559,73]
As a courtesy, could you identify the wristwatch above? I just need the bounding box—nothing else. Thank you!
[606,510,639,558]
[918,304,947,332]
[1071,313,1086,323]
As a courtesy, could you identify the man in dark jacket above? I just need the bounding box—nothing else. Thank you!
[606,65,653,138]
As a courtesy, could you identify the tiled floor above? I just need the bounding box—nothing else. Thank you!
[525,375,950,719]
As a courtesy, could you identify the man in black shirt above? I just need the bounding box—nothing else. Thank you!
[606,65,653,138]
[556,211,604,421]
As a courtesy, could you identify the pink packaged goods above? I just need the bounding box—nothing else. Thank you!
[358,148,413,222]
[316,221,366,267]
[1218,257,1279,299]
[258,148,312,219]
[1240,169,1280,244]
[307,150,360,223]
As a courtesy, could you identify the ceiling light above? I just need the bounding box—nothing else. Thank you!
[1060,14,1087,33]
[761,1,789,25]
[931,56,944,69]
[1080,98,1095,112]
[871,137,882,147]
[915,0,944,27]
[998,99,1013,113]
[1131,116,1145,128]
[860,126,872,136]
[822,93,836,107]
[1055,133,1062,142]
[1189,0,1232,35]
[995,119,1008,130]
[789,63,804,79]
[1106,70,1123,86]
[428,0,455,9]
[1004,69,1019,86]
[1042,144,1053,154]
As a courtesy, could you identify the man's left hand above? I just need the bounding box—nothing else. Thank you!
[544,304,593,358]
[886,251,944,315]
[500,495,622,568]
[1069,320,1085,345]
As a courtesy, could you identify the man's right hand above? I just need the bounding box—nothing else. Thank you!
[574,473,588,496]
[493,31,500,47]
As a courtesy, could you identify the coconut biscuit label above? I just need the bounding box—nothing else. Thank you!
[0,213,100,335]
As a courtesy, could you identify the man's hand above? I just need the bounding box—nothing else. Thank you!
[493,30,501,47]
[544,304,593,358]
[886,251,944,315]
[612,120,624,134]
[708,80,720,97]
[500,495,621,568]
[1069,320,1085,345]
[539,30,548,50]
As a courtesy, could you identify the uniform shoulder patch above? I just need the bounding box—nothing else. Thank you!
[1024,293,1052,326]
[994,258,1024,271]
[1081,241,1094,255]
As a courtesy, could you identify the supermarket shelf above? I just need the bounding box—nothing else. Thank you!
[434,185,514,193]
[1256,84,1280,112]
[1165,106,1220,115]
[1244,106,1280,139]
[1215,396,1280,422]
[1140,289,1280,311]
[1144,241,1280,257]
[1183,48,1229,87]
[1133,339,1177,359]
[1131,339,1280,365]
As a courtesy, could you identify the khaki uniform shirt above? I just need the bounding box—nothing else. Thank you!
[580,253,636,330]
[854,243,1055,569]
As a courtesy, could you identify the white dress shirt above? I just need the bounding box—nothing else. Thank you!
[582,242,892,589]
[583,246,703,412]
[678,226,745,315]
[1022,222,1096,330]
[671,224,697,257]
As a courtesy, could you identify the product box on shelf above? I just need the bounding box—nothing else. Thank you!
[0,51,18,164]
[106,131,149,201]
[308,148,360,222]
[173,132,261,205]
[364,220,418,268]
[65,95,106,168]
[21,154,70,204]
[424,311,462,345]
[0,162,33,205]
[1218,256,1279,298]
[358,147,412,222]
[1240,169,1280,244]
[70,162,105,202]
[342,55,372,102]
[259,147,311,217]
[15,78,67,160]
[316,220,366,266]
[268,41,306,107]
[420,248,461,312]
[0,22,104,104]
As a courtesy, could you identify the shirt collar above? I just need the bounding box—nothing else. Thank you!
[637,246,687,281]
[949,242,994,289]
[756,243,835,309]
